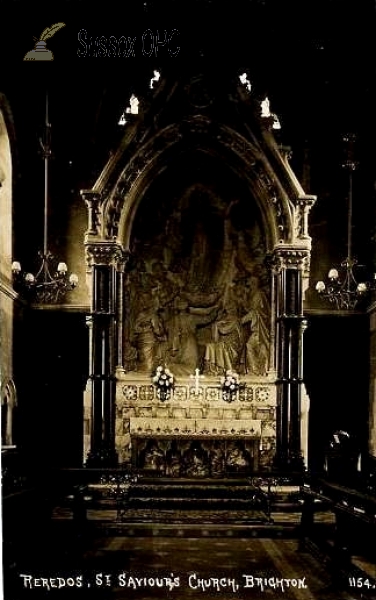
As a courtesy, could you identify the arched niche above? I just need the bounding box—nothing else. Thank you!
[120,149,273,377]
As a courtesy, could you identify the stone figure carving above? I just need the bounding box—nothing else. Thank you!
[142,440,165,472]
[128,273,271,375]
[204,306,243,375]
[126,94,139,115]
[131,302,167,372]
[241,276,270,375]
[166,441,181,477]
[167,298,219,375]
[226,441,251,472]
[128,272,270,376]
[210,441,225,477]
[183,441,209,477]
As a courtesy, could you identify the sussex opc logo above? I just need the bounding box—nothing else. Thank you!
[24,22,66,61]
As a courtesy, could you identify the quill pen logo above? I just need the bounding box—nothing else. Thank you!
[24,22,66,61]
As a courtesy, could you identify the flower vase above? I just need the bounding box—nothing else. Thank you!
[157,387,170,402]
[223,390,236,403]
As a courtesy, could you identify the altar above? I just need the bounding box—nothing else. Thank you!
[111,372,277,473]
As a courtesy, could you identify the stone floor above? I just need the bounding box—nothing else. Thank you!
[7,534,369,600]
[81,537,360,599]
[4,479,374,600]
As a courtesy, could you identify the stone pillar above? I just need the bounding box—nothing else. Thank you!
[85,242,125,467]
[273,248,310,470]
[115,253,129,373]
[83,316,93,461]
[369,307,376,457]
[269,269,277,373]
[301,383,310,469]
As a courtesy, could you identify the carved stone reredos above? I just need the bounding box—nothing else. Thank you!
[81,69,314,469]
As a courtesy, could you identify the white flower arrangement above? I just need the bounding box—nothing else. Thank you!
[220,370,240,402]
[152,365,175,401]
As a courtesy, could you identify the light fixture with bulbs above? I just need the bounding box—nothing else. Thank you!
[315,134,370,310]
[315,260,369,311]
[12,94,78,304]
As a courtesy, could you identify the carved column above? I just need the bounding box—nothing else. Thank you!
[115,254,125,372]
[273,248,310,470]
[85,242,125,467]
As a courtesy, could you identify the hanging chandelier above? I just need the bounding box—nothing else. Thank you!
[315,134,369,310]
[12,94,78,303]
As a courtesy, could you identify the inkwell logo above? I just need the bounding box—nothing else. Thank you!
[24,22,66,61]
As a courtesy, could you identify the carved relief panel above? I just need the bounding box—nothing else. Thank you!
[124,155,271,377]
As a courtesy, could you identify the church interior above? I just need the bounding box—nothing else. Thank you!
[1,1,376,598]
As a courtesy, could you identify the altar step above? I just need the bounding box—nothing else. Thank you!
[52,511,301,538]
[53,477,305,537]
[83,477,303,513]
[52,504,304,537]
[128,478,260,510]
[128,498,257,510]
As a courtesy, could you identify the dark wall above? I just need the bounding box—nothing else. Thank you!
[303,313,370,472]
[14,309,88,469]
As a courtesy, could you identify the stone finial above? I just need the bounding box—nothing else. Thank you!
[81,190,102,236]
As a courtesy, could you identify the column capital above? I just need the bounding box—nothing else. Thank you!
[271,246,311,274]
[116,249,132,272]
[81,189,102,202]
[296,194,316,209]
[85,242,127,268]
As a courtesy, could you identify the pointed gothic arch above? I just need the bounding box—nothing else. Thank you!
[100,120,297,251]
